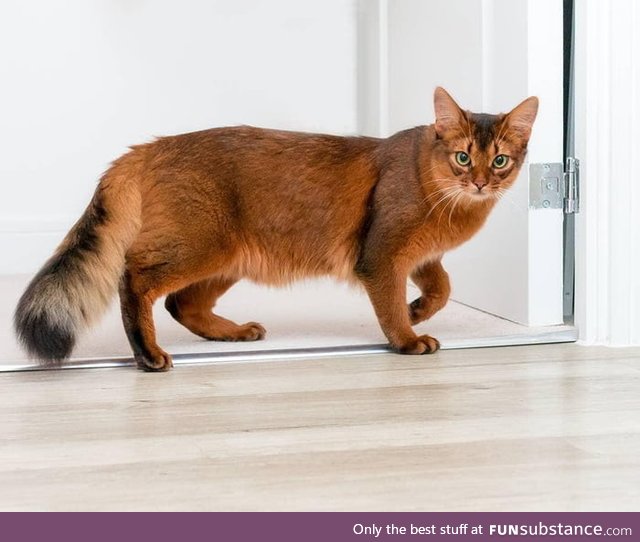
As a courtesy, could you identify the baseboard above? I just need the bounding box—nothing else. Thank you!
[0,218,73,274]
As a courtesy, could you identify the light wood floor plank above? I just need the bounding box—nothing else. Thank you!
[0,344,639,511]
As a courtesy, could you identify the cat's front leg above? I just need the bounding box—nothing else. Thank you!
[408,258,451,325]
[360,268,440,355]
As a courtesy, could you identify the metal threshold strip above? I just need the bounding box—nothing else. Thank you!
[0,327,578,373]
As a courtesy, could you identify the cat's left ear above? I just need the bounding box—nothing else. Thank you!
[504,96,539,141]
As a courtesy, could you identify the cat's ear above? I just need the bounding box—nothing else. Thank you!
[504,96,539,141]
[434,87,466,138]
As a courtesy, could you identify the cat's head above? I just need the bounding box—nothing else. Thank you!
[428,87,538,204]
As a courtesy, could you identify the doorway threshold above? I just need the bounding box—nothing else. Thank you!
[0,274,577,372]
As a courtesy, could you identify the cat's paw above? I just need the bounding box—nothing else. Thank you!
[395,334,440,355]
[235,322,266,341]
[409,297,428,325]
[408,296,442,325]
[136,350,173,372]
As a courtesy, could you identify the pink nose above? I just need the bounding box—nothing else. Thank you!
[472,179,488,191]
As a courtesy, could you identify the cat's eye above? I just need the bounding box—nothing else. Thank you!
[455,151,471,166]
[492,154,509,169]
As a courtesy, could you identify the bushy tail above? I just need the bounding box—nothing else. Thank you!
[14,153,142,363]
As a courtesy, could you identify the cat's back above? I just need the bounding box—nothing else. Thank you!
[147,124,382,224]
[154,124,380,174]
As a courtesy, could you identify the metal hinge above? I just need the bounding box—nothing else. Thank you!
[563,157,580,214]
[529,158,580,213]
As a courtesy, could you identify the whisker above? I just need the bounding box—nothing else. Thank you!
[424,181,457,184]
[420,181,462,205]
[493,188,524,215]
[427,190,457,212]
[424,186,453,196]
[435,188,463,226]
[447,190,466,230]
[420,164,440,177]
[425,189,460,221]
[425,186,456,199]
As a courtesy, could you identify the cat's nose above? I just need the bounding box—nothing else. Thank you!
[472,179,488,191]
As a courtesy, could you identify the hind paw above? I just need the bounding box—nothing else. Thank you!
[235,322,266,341]
[209,322,266,342]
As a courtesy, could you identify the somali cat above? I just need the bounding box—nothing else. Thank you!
[15,87,537,371]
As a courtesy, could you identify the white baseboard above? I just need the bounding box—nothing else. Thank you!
[0,218,73,275]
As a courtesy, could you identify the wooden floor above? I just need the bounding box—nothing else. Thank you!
[1,343,639,511]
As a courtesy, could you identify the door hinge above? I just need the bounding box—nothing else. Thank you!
[563,157,580,214]
[528,159,580,213]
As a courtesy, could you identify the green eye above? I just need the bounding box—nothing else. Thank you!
[455,151,471,166]
[492,154,509,169]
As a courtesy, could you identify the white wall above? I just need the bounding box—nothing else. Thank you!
[0,0,358,273]
[387,0,483,133]
[574,0,640,346]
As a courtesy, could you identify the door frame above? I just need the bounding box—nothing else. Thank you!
[573,0,640,346]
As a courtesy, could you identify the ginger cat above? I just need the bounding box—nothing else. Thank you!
[15,87,538,371]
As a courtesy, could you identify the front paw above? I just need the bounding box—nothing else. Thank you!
[409,296,448,325]
[394,334,440,355]
[136,350,173,372]
[409,297,431,325]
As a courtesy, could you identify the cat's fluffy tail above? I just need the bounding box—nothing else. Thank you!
[14,151,143,363]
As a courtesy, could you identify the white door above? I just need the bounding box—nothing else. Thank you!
[364,0,565,326]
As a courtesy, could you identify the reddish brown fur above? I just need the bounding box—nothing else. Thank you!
[15,87,537,371]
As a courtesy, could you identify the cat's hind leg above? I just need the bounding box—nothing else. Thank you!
[120,241,240,371]
[120,268,175,372]
[164,277,266,342]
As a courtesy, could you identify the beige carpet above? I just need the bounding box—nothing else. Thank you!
[0,274,575,370]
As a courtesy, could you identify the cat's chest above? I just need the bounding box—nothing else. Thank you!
[413,206,491,256]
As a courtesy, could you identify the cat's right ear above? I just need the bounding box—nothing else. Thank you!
[434,87,465,138]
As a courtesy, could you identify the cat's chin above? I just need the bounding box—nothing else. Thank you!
[466,191,493,203]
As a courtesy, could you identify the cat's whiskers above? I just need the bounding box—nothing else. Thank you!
[427,189,458,212]
[447,190,467,230]
[424,186,452,203]
[422,182,457,204]
[439,189,464,226]
[424,178,454,187]
[425,188,460,221]
[420,164,441,177]
[433,188,464,226]
[421,187,455,208]
[493,187,524,215]
[421,178,460,206]
[423,177,459,193]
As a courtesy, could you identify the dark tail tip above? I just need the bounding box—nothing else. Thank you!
[14,296,75,363]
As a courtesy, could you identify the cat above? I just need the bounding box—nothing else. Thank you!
[14,87,538,371]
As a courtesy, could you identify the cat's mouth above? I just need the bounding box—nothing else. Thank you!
[466,189,492,201]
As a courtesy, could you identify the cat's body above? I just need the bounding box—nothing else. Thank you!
[146,126,380,286]
[14,88,538,371]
